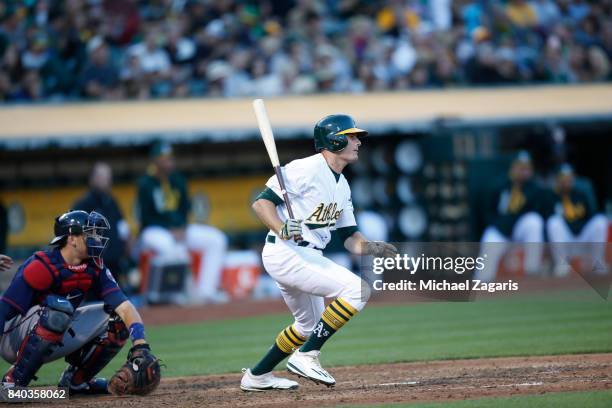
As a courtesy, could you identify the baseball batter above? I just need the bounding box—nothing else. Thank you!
[240,114,397,391]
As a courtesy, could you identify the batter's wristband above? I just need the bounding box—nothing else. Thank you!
[278,223,287,239]
[129,322,146,343]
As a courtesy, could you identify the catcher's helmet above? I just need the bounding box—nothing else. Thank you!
[50,210,110,268]
[314,114,368,153]
[50,210,89,245]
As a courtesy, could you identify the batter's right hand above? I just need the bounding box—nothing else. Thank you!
[279,219,303,241]
[365,241,398,258]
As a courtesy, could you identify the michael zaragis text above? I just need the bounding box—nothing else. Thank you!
[372,279,519,293]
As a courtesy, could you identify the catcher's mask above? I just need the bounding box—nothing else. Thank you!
[51,210,110,268]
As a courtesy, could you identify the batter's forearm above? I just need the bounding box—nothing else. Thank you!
[344,231,368,255]
[252,199,284,235]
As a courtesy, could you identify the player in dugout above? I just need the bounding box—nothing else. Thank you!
[73,162,131,290]
[0,210,159,395]
[545,164,610,276]
[475,151,546,282]
[137,140,228,303]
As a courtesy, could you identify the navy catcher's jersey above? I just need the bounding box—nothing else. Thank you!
[0,247,127,327]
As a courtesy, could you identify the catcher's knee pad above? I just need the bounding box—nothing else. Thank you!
[4,296,74,386]
[40,295,75,333]
[64,315,128,385]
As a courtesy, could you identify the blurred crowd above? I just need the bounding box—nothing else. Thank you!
[0,0,611,102]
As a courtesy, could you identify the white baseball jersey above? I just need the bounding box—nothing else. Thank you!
[265,153,357,249]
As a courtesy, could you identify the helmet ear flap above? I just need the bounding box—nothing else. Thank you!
[67,225,78,236]
[329,133,348,152]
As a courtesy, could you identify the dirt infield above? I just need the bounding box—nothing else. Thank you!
[58,353,612,407]
[55,278,609,406]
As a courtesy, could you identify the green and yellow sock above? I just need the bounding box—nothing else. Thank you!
[251,324,306,375]
[300,298,357,353]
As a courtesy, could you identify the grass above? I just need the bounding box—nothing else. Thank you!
[1,289,610,387]
[353,390,612,408]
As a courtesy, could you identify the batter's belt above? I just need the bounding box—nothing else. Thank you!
[266,234,324,250]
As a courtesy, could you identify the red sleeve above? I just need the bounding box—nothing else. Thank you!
[23,260,54,291]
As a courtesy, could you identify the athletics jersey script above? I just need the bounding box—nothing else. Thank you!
[265,153,357,249]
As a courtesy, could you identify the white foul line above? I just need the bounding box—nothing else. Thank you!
[375,381,544,389]
[377,381,420,386]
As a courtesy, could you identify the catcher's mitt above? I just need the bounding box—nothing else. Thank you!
[108,344,161,396]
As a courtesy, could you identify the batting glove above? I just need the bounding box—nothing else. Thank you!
[365,241,398,258]
[279,218,303,240]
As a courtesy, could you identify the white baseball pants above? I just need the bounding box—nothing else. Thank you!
[262,239,370,338]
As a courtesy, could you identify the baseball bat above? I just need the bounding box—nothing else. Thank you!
[252,98,300,231]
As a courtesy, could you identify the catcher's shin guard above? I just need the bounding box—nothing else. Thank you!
[3,296,74,386]
[62,315,128,386]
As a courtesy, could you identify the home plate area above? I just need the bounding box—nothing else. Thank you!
[64,353,612,407]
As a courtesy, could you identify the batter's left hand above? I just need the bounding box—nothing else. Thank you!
[279,218,303,241]
[365,241,398,258]
[0,254,13,272]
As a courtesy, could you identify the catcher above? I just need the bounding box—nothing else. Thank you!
[0,210,160,395]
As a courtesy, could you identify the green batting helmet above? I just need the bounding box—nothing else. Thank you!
[314,114,368,153]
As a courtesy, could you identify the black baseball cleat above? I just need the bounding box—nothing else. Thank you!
[58,367,110,395]
[68,378,110,395]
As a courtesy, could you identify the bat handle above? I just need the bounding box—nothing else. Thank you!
[274,166,303,242]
